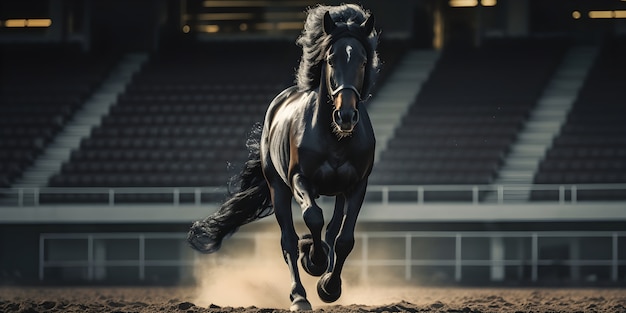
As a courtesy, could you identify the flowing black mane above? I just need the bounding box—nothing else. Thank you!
[295,4,380,98]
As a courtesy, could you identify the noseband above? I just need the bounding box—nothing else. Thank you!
[329,84,362,101]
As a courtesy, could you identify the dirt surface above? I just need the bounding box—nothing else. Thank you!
[1,286,625,313]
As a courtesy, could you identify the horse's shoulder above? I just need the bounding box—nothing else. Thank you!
[269,86,306,108]
[266,87,315,121]
[273,85,298,100]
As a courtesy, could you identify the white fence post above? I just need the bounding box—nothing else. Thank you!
[195,188,201,206]
[531,233,538,282]
[472,186,478,205]
[34,188,40,206]
[108,189,115,206]
[455,233,462,282]
[612,232,618,282]
[417,186,424,205]
[174,188,180,206]
[405,233,412,281]
[139,234,145,281]
[18,188,23,207]
[87,234,94,281]
[382,186,389,205]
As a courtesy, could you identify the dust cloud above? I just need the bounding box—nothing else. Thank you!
[191,222,414,309]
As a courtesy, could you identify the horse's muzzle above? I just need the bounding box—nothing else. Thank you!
[332,88,360,135]
[333,108,359,132]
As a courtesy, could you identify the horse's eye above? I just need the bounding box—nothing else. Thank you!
[361,61,367,68]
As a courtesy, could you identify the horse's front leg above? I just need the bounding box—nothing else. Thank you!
[317,180,367,303]
[271,182,311,311]
[324,195,346,272]
[292,173,329,277]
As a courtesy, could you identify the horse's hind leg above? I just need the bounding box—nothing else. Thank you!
[271,183,311,311]
[292,173,329,277]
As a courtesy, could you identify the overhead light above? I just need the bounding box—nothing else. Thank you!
[588,10,626,19]
[4,19,26,27]
[449,0,496,7]
[198,25,219,33]
[449,0,478,8]
[3,18,52,28]
[589,10,613,18]
[572,11,582,19]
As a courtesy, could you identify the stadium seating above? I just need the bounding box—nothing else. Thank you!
[370,39,567,200]
[42,40,406,203]
[0,45,116,188]
[45,42,295,200]
[532,37,626,201]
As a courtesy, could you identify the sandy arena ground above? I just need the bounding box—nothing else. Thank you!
[3,228,625,313]
[1,286,625,313]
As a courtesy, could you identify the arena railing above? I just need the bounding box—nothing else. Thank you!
[38,230,626,284]
[2,183,626,207]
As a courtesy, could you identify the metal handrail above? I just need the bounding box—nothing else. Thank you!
[3,183,626,207]
[39,230,626,283]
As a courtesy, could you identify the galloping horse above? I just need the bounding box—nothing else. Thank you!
[188,4,379,311]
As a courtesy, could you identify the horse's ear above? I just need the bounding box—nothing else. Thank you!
[361,14,375,35]
[323,11,336,35]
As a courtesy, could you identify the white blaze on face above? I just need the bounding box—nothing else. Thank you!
[346,45,352,63]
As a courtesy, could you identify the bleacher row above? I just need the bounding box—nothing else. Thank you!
[47,42,299,192]
[531,38,626,200]
[1,37,625,203]
[370,39,567,187]
[0,46,117,188]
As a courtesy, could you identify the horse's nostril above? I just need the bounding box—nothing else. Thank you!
[352,110,359,124]
[333,109,358,130]
[333,110,342,124]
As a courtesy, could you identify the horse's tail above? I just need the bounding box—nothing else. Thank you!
[187,123,273,253]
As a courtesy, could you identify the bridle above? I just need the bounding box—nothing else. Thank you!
[325,35,369,103]
[329,84,362,102]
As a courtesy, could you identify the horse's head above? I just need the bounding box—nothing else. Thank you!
[323,11,375,138]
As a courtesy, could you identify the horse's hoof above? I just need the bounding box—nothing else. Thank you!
[299,235,329,277]
[290,296,312,311]
[317,273,341,303]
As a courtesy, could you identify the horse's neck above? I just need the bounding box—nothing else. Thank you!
[314,84,334,131]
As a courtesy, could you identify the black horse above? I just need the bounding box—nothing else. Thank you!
[188,4,379,311]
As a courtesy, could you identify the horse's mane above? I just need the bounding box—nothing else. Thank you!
[295,4,380,98]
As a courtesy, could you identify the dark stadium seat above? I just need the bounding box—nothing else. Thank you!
[370,38,567,199]
[0,44,117,188]
[42,42,295,203]
[531,37,626,201]
[41,40,408,203]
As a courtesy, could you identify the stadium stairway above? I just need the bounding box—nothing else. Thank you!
[5,53,148,204]
[368,49,440,163]
[485,45,599,203]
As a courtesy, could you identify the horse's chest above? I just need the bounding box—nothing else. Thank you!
[308,155,360,195]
